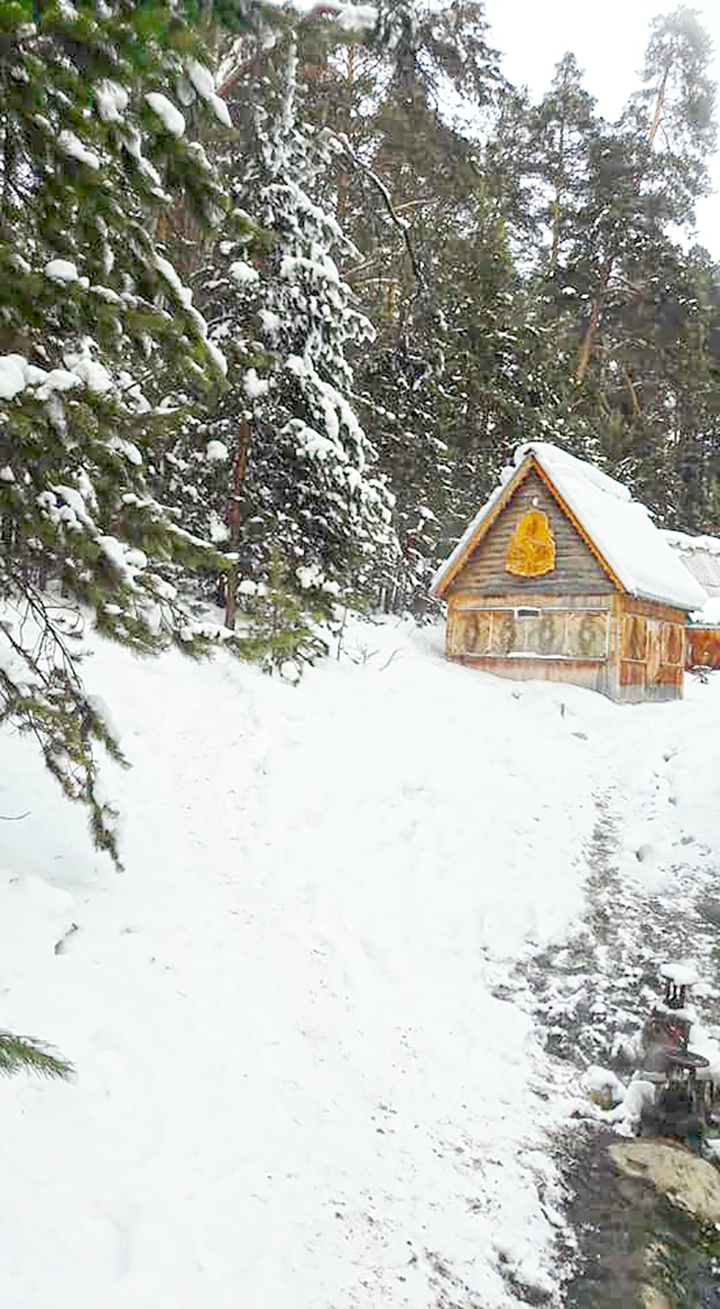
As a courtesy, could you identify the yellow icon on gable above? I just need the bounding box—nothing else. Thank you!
[505,508,556,577]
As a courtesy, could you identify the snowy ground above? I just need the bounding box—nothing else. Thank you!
[1,615,720,1309]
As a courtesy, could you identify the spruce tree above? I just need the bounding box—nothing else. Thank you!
[302,0,508,609]
[0,0,232,861]
[182,35,396,629]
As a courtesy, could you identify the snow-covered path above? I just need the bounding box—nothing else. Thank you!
[1,618,719,1308]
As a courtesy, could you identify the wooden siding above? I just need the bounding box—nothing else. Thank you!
[611,594,686,702]
[686,626,720,669]
[451,592,613,612]
[614,594,690,624]
[447,601,610,662]
[447,471,612,597]
[446,591,686,702]
[458,655,613,695]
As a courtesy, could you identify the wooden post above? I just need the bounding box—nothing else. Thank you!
[224,416,252,630]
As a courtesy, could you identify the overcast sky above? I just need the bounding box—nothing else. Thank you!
[482,0,720,260]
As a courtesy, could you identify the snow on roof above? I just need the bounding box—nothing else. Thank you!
[662,529,720,599]
[433,442,708,612]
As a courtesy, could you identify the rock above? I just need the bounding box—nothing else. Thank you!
[583,1063,625,1110]
[611,1139,720,1223]
[588,1085,613,1110]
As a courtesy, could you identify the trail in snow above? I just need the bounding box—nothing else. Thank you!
[0,616,719,1308]
[509,788,720,1073]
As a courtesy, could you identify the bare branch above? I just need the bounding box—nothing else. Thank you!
[330,132,426,289]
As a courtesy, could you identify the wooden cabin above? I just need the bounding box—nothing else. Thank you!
[432,443,707,702]
[662,530,720,669]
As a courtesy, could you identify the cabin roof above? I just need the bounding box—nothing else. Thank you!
[433,442,708,612]
[662,529,720,624]
[661,530,720,597]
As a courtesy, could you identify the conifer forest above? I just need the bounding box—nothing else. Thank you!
[1,0,719,861]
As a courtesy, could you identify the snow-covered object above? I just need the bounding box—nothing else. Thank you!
[35,368,82,401]
[581,1064,625,1105]
[0,354,27,399]
[259,308,281,336]
[608,1076,658,1135]
[120,123,164,192]
[186,57,215,101]
[663,530,720,595]
[305,0,377,32]
[185,58,231,129]
[662,529,720,624]
[108,436,143,467]
[691,596,720,624]
[209,94,231,128]
[145,93,185,137]
[205,440,228,462]
[94,79,128,123]
[0,353,91,403]
[659,962,699,987]
[64,339,113,394]
[243,367,268,399]
[45,259,80,283]
[154,255,227,376]
[57,129,100,170]
[433,442,708,612]
[229,259,259,285]
[180,37,393,591]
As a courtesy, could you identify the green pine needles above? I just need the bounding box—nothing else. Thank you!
[0,1030,73,1081]
[0,0,233,860]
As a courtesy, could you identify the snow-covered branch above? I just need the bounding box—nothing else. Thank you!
[262,1,377,34]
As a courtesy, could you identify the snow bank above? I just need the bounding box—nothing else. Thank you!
[2,617,720,1306]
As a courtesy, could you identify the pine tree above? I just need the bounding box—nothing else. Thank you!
[0,0,233,861]
[530,53,597,272]
[572,6,717,386]
[300,0,508,609]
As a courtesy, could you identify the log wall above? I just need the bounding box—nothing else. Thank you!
[446,591,687,702]
[610,594,686,702]
[447,471,610,597]
[686,626,720,670]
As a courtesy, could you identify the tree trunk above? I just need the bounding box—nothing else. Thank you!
[337,42,354,228]
[224,416,252,630]
[550,107,566,271]
[575,62,671,385]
